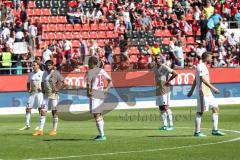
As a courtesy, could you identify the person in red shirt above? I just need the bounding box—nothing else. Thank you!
[116,21,126,36]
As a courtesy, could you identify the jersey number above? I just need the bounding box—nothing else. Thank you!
[97,75,105,87]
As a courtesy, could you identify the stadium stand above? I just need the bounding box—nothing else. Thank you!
[0,0,240,74]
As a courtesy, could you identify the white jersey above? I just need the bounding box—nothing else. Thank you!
[27,70,44,93]
[152,64,173,95]
[196,62,212,96]
[86,68,111,91]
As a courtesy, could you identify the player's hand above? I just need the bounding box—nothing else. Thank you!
[87,91,92,98]
[213,88,220,94]
[165,82,170,87]
[187,91,193,97]
[104,89,108,96]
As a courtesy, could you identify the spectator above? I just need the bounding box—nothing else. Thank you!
[104,40,113,64]
[151,42,161,57]
[63,39,72,62]
[200,14,208,42]
[20,6,27,24]
[140,12,152,31]
[123,7,132,30]
[27,20,37,52]
[42,45,53,63]
[79,38,87,65]
[12,0,20,10]
[204,1,214,19]
[193,6,201,20]
[174,41,184,68]
[1,47,12,74]
[23,0,29,9]
[67,7,79,24]
[235,9,240,28]
[206,29,213,52]
[14,21,24,42]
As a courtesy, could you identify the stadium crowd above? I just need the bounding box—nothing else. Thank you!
[0,0,240,74]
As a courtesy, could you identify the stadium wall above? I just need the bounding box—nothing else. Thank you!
[0,68,240,115]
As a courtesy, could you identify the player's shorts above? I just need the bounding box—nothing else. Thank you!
[27,92,44,109]
[89,97,104,114]
[197,92,218,113]
[156,92,171,106]
[41,95,59,111]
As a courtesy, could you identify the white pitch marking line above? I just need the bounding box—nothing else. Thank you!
[24,128,240,160]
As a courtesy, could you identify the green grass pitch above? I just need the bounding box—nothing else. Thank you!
[0,105,239,160]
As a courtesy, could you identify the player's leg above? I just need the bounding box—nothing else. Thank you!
[93,113,106,140]
[159,105,168,130]
[210,100,225,136]
[166,92,174,129]
[157,95,168,130]
[33,105,47,136]
[194,92,206,137]
[49,99,59,136]
[35,93,44,130]
[19,94,35,130]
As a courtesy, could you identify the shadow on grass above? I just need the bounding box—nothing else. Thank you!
[111,128,157,131]
[147,135,193,138]
[43,138,92,142]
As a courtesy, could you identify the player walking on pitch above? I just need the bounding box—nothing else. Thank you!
[187,52,225,137]
[152,55,178,130]
[33,60,65,136]
[19,60,44,130]
[86,56,112,140]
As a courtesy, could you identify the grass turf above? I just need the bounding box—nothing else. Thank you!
[0,105,239,160]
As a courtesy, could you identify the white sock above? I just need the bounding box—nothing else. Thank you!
[39,116,46,131]
[168,113,173,127]
[53,116,58,131]
[195,113,202,133]
[26,112,31,127]
[212,113,218,131]
[161,112,168,127]
[96,120,104,136]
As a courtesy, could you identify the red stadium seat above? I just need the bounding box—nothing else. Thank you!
[129,47,139,55]
[90,23,99,30]
[74,24,81,31]
[107,23,114,30]
[41,9,51,16]
[65,24,74,31]
[81,32,89,39]
[40,16,49,24]
[97,39,105,47]
[64,32,73,39]
[58,16,67,23]
[89,31,98,39]
[106,31,118,38]
[57,24,65,31]
[72,32,81,39]
[48,16,58,23]
[47,32,56,40]
[48,24,57,31]
[28,1,35,8]
[41,24,48,32]
[55,32,64,39]
[129,55,138,63]
[162,38,170,44]
[33,8,41,16]
[98,31,106,39]
[99,23,108,30]
[82,24,90,31]
[72,40,80,47]
[26,9,33,16]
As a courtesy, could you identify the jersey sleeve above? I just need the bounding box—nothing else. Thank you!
[102,69,111,81]
[163,64,173,74]
[196,64,206,77]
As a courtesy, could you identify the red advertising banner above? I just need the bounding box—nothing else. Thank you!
[0,68,240,92]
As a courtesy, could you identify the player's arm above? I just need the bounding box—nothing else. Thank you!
[200,76,220,94]
[103,71,112,92]
[85,72,92,98]
[187,77,196,97]
[27,82,31,93]
[166,70,178,86]
[53,72,66,92]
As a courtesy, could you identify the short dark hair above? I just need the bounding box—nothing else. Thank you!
[45,60,54,66]
[201,52,210,60]
[88,56,98,67]
[33,60,41,66]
